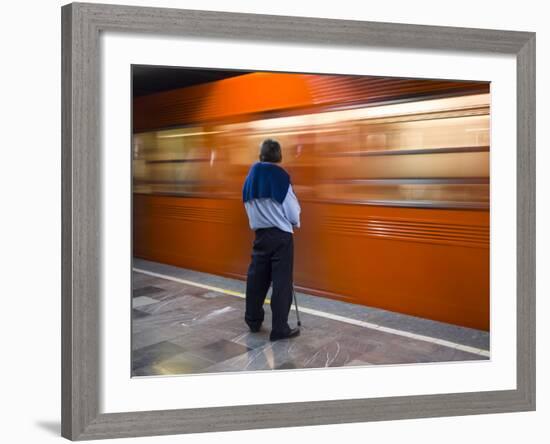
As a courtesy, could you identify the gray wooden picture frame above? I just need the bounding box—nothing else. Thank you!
[61,2,536,440]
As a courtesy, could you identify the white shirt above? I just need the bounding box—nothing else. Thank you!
[244,184,301,233]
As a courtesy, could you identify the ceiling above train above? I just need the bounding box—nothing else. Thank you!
[132,65,251,97]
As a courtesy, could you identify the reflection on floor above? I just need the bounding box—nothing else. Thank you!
[132,259,490,377]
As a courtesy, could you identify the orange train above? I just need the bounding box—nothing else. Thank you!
[133,72,490,331]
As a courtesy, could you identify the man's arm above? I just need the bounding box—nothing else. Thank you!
[282,184,301,228]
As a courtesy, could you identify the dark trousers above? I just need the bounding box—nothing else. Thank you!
[245,227,294,335]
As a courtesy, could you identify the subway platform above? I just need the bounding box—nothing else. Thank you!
[132,258,490,377]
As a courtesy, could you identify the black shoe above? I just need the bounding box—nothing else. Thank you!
[246,321,262,333]
[270,327,300,342]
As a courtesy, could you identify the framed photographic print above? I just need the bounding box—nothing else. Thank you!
[61,2,535,440]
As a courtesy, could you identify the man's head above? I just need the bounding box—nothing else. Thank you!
[259,139,282,163]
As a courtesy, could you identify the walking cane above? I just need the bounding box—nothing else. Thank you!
[292,286,302,327]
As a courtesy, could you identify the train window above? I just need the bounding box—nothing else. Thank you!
[133,127,232,197]
[132,93,490,208]
[353,115,489,155]
[314,96,490,208]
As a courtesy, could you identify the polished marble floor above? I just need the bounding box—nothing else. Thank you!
[132,259,490,377]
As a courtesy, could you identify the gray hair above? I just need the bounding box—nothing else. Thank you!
[259,139,282,163]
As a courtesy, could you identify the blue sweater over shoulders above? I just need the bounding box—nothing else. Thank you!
[242,162,290,204]
[242,162,300,233]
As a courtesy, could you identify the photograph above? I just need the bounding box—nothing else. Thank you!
[131,67,491,377]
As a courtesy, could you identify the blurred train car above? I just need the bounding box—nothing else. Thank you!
[133,72,490,330]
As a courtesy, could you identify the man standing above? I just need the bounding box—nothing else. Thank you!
[242,139,301,341]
